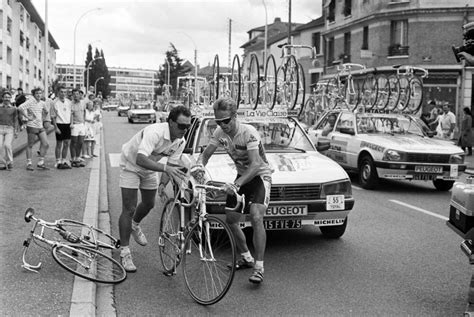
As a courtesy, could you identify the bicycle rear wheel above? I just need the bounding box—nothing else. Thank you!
[230,54,241,107]
[248,53,260,109]
[375,74,390,110]
[159,199,182,274]
[294,63,306,115]
[397,76,410,112]
[52,244,126,284]
[275,66,285,106]
[361,73,378,111]
[386,74,400,111]
[406,76,423,113]
[182,216,236,306]
[284,55,299,110]
[57,219,119,250]
[326,77,342,109]
[263,54,277,110]
[344,77,359,111]
[210,54,220,103]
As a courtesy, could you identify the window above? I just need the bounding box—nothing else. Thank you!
[344,0,352,16]
[20,31,25,47]
[39,50,42,62]
[34,66,37,78]
[39,70,42,80]
[20,7,25,22]
[312,32,321,55]
[7,46,12,65]
[26,37,30,49]
[7,17,12,33]
[6,76,12,89]
[327,37,335,64]
[26,60,30,74]
[327,0,335,22]
[34,46,37,58]
[25,83,29,93]
[7,0,11,6]
[343,32,351,62]
[311,73,320,87]
[0,42,2,60]
[362,26,369,50]
[389,20,409,55]
[19,56,23,72]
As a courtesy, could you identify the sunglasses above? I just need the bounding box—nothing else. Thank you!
[215,116,233,125]
[176,122,191,130]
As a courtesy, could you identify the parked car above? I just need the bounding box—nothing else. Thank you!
[102,103,118,111]
[180,107,355,238]
[127,103,156,123]
[308,110,467,191]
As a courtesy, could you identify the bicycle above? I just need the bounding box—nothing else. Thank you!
[326,63,366,111]
[300,81,330,126]
[391,64,428,113]
[158,169,245,305]
[21,208,126,284]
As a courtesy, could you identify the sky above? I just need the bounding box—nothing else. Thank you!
[31,0,322,71]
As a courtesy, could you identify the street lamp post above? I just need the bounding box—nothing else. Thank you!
[181,32,198,104]
[86,56,103,95]
[73,7,101,89]
[94,76,104,96]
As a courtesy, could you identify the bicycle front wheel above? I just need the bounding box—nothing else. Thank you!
[182,216,236,306]
[248,53,260,109]
[294,62,306,114]
[52,244,126,284]
[57,219,119,250]
[159,199,182,274]
[284,55,299,110]
[406,76,423,113]
[386,74,400,111]
[361,73,378,111]
[263,54,277,110]
[230,54,241,107]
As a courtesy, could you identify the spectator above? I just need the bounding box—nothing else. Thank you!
[92,99,103,157]
[0,91,19,170]
[438,104,456,140]
[14,88,26,107]
[70,89,87,167]
[83,101,96,159]
[51,86,72,169]
[18,88,49,170]
[321,113,337,136]
[459,107,473,156]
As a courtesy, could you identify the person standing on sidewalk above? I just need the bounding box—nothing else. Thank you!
[0,91,19,170]
[51,86,72,169]
[118,105,191,272]
[18,88,50,170]
[70,89,86,167]
[438,104,456,140]
[459,107,473,156]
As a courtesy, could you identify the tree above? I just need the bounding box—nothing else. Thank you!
[157,43,187,98]
[83,44,111,98]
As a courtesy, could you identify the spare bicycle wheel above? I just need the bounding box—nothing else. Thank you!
[248,53,260,110]
[397,76,411,112]
[361,73,378,111]
[375,74,390,110]
[230,54,241,107]
[284,55,299,110]
[386,74,400,111]
[343,77,360,111]
[52,244,126,284]
[406,76,423,114]
[294,62,306,115]
[210,54,220,103]
[182,216,236,305]
[275,66,286,107]
[263,54,277,110]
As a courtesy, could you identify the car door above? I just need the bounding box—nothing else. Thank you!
[329,112,356,168]
[310,111,340,153]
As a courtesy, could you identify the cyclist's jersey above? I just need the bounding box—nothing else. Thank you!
[209,121,273,177]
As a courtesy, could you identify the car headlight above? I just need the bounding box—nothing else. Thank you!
[320,180,352,198]
[150,113,156,117]
[450,154,464,164]
[383,149,402,161]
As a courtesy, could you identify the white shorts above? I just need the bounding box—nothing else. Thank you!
[71,123,86,137]
[119,167,158,190]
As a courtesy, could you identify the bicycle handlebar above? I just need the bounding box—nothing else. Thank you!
[280,44,317,59]
[393,64,429,78]
[337,63,366,72]
[179,182,245,213]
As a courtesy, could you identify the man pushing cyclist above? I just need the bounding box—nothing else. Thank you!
[193,97,273,284]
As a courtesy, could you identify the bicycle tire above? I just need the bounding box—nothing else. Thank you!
[159,199,182,274]
[263,54,277,110]
[211,54,220,103]
[303,98,316,126]
[182,215,236,306]
[375,74,390,110]
[343,76,360,111]
[57,219,119,250]
[52,244,126,284]
[275,66,285,107]
[248,53,260,110]
[397,76,410,112]
[361,73,378,111]
[386,74,400,111]
[294,63,306,115]
[406,76,423,114]
[230,54,241,107]
[326,76,342,109]
[284,55,299,110]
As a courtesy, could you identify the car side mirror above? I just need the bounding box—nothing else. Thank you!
[339,127,355,135]
[316,140,330,152]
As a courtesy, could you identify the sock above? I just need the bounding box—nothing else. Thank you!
[255,261,264,271]
[132,220,139,230]
[120,246,130,257]
[38,157,44,165]
[27,159,32,165]
[241,251,253,262]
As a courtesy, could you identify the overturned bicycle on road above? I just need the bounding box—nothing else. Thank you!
[308,110,467,191]
[178,107,355,238]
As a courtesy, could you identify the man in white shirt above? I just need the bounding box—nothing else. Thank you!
[118,105,191,272]
[439,105,456,140]
[51,86,72,169]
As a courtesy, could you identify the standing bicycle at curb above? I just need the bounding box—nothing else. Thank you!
[118,105,191,272]
[195,97,273,284]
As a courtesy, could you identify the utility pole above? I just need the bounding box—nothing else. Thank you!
[288,0,292,45]
[44,0,48,93]
[228,19,232,69]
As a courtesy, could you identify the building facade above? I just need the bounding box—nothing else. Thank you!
[0,0,59,93]
[55,64,83,90]
[108,67,157,100]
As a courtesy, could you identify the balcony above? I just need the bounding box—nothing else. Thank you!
[388,44,409,56]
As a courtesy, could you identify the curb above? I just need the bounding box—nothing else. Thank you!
[69,134,102,317]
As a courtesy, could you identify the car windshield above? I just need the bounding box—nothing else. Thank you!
[197,117,314,153]
[356,114,425,136]
[132,104,152,110]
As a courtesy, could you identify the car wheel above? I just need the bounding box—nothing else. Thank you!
[128,118,133,123]
[118,112,121,117]
[320,218,347,239]
[358,155,378,189]
[433,179,454,191]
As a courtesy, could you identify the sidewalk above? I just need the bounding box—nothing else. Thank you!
[12,127,54,158]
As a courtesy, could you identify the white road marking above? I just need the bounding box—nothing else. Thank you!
[109,153,121,167]
[390,199,449,221]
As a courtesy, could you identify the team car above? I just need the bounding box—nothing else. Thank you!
[127,102,156,123]
[117,103,131,117]
[180,108,355,238]
[309,110,467,191]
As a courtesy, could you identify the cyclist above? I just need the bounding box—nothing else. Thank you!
[118,105,191,272]
[194,97,273,284]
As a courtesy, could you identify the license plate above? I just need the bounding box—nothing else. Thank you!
[326,195,345,210]
[264,219,302,230]
[415,165,443,173]
[413,174,437,180]
[265,205,307,217]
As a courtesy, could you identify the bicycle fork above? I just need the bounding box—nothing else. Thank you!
[22,221,42,273]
